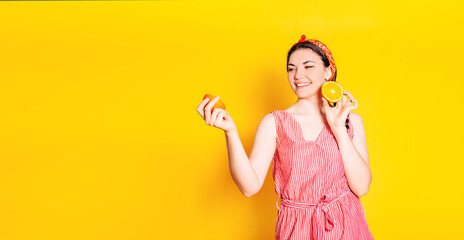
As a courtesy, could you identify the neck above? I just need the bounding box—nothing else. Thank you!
[293,96,324,117]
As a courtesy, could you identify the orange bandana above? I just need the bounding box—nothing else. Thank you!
[292,35,336,82]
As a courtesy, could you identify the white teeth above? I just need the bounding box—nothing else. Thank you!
[296,83,311,87]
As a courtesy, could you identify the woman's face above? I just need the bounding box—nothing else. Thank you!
[287,48,332,99]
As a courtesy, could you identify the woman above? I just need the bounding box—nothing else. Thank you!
[196,35,374,240]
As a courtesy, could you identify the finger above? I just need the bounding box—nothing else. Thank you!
[204,97,219,124]
[339,105,353,121]
[344,99,355,111]
[210,108,228,126]
[215,112,225,127]
[321,97,330,110]
[205,96,220,111]
[344,91,356,105]
[351,99,359,110]
[204,96,220,123]
[220,109,229,118]
[344,96,352,108]
[336,98,352,117]
[218,111,226,120]
[204,107,211,125]
[196,98,210,119]
[223,110,232,121]
[213,108,228,115]
[209,107,220,126]
[337,96,347,110]
[344,90,353,98]
[197,97,210,109]
[342,98,359,116]
[342,95,348,102]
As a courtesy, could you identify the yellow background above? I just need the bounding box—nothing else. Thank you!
[0,0,463,239]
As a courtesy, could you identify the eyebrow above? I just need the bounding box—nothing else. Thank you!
[288,60,316,66]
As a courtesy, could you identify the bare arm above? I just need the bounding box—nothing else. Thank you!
[334,112,371,197]
[225,113,277,197]
[322,92,372,197]
[196,97,277,197]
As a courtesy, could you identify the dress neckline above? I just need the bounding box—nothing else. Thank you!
[281,110,327,143]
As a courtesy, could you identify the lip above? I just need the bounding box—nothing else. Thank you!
[295,82,312,89]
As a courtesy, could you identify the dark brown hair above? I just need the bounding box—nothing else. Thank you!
[287,40,348,130]
[286,41,337,82]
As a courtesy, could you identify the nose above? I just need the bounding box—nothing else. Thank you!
[294,68,304,80]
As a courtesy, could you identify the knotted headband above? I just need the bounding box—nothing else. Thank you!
[292,35,336,82]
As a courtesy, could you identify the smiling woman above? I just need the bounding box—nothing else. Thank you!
[270,36,372,239]
[197,35,373,240]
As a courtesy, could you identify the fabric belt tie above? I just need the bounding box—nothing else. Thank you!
[276,190,351,240]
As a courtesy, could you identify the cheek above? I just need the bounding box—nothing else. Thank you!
[315,70,326,78]
[287,73,293,81]
[287,77,293,85]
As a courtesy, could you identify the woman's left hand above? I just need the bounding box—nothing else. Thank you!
[322,90,358,137]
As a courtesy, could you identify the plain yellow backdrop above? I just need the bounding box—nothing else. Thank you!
[0,0,463,239]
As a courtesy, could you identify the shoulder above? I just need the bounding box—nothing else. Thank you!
[348,112,366,136]
[262,112,277,127]
[256,112,278,141]
[267,110,283,119]
[348,112,370,162]
[349,112,363,125]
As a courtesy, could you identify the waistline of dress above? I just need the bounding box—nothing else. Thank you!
[276,189,352,210]
[275,189,354,239]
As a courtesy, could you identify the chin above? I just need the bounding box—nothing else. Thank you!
[294,90,317,99]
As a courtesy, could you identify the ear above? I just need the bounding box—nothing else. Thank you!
[325,67,332,81]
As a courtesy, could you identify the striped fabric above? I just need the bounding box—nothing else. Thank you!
[271,110,374,240]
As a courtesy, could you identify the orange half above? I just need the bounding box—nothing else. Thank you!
[321,82,344,103]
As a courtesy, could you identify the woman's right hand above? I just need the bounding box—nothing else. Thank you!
[196,96,237,133]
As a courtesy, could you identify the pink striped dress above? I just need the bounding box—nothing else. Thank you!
[271,110,374,240]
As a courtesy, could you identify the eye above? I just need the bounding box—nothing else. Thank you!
[305,66,314,69]
[288,68,294,72]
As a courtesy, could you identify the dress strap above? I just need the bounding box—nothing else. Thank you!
[270,111,281,139]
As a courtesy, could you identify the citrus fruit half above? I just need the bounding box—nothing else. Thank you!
[203,94,226,112]
[321,82,344,103]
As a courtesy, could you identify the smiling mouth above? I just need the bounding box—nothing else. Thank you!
[296,83,311,88]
